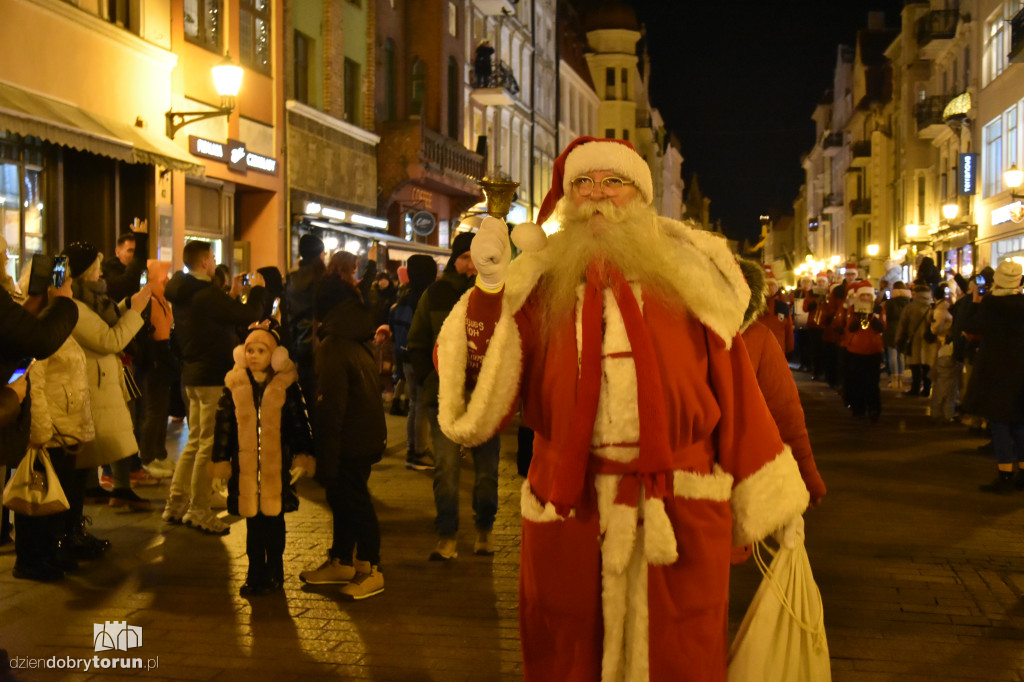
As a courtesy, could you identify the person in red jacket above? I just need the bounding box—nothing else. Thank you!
[803,274,829,380]
[757,268,795,356]
[739,262,827,505]
[844,281,886,421]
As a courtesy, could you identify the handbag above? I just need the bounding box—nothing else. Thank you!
[900,313,928,356]
[3,447,70,516]
[122,364,142,402]
[727,538,831,682]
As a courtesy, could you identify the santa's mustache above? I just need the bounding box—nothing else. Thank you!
[559,198,633,225]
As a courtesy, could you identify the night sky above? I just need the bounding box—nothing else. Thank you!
[625,0,906,242]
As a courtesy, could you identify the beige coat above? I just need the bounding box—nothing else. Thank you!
[70,300,143,468]
[28,336,95,449]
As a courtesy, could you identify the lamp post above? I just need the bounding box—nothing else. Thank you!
[165,55,244,139]
[1005,165,1024,201]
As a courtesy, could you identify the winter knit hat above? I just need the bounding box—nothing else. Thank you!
[447,231,475,272]
[537,136,654,225]
[299,233,325,261]
[993,260,1023,293]
[63,241,100,279]
[406,254,438,290]
[237,319,290,372]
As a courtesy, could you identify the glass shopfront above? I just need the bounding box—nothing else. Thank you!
[1,136,46,282]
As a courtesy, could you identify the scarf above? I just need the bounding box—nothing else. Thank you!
[72,278,119,326]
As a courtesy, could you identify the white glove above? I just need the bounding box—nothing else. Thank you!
[471,216,511,291]
[772,515,805,549]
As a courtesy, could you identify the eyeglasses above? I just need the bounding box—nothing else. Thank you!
[570,176,635,197]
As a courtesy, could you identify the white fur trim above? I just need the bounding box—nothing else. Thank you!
[601,518,651,682]
[642,497,678,565]
[563,141,654,205]
[730,446,810,546]
[596,475,638,576]
[672,465,734,501]
[270,346,290,372]
[519,479,573,522]
[437,291,523,446]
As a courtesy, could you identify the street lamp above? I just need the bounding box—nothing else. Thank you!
[165,55,244,139]
[1005,165,1024,200]
[866,243,880,257]
[905,224,920,240]
[942,202,959,221]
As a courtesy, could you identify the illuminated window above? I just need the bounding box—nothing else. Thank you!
[240,0,271,75]
[184,0,221,52]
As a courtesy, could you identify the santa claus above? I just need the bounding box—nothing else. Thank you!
[436,137,809,682]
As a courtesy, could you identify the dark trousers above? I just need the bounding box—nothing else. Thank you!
[909,364,932,395]
[795,327,811,370]
[136,345,175,464]
[14,447,77,567]
[807,328,824,379]
[845,352,882,415]
[245,513,286,582]
[325,460,380,566]
[822,341,840,388]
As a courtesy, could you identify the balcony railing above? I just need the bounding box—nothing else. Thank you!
[470,60,520,97]
[1010,7,1024,63]
[850,197,871,216]
[915,96,947,130]
[421,126,485,181]
[823,193,843,208]
[917,10,958,47]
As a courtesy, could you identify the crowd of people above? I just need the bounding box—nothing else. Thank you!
[0,220,506,600]
[765,254,1024,493]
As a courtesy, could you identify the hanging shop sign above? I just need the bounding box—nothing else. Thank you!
[410,210,437,237]
[958,153,978,195]
[188,136,278,175]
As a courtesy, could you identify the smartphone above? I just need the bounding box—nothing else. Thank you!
[51,256,68,289]
[976,275,986,295]
[242,273,251,286]
[140,270,148,286]
[27,254,52,296]
[271,298,280,316]
[884,290,891,300]
[7,359,35,384]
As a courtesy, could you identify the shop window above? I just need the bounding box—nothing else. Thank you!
[240,0,271,75]
[184,0,222,52]
[984,118,1003,198]
[294,31,311,105]
[0,140,46,283]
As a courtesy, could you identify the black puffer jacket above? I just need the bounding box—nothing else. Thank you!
[961,293,1024,423]
[0,288,79,466]
[164,272,267,387]
[101,232,149,302]
[313,285,386,481]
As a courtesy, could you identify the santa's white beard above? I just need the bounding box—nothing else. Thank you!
[538,197,681,323]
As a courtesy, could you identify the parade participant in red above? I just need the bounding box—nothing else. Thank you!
[435,137,809,682]
[757,265,794,354]
[843,281,886,420]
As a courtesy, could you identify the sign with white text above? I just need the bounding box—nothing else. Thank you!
[188,136,277,175]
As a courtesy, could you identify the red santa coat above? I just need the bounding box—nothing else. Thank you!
[757,292,795,354]
[436,218,809,682]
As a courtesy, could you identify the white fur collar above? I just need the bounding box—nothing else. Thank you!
[502,218,748,347]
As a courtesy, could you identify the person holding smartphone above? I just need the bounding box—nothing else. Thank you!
[101,218,149,302]
[1,234,80,566]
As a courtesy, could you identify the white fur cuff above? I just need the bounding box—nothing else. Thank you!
[730,446,810,546]
[520,480,573,523]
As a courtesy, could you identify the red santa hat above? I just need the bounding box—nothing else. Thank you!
[763,264,778,287]
[850,280,875,299]
[537,136,654,225]
[843,262,859,276]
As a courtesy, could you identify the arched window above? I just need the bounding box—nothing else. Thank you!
[384,39,396,121]
[447,56,459,138]
[411,58,426,116]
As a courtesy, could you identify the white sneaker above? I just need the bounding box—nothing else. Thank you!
[182,508,229,535]
[210,489,228,510]
[162,498,190,524]
[299,555,356,585]
[429,537,458,561]
[340,561,384,600]
[474,530,494,556]
[145,458,176,477]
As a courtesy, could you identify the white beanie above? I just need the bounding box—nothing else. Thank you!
[993,260,1023,294]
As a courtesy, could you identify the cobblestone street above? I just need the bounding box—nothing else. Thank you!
[2,374,1024,681]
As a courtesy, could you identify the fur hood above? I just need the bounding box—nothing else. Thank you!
[736,259,767,332]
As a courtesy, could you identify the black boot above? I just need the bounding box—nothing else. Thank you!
[979,471,1014,494]
[69,516,110,559]
[239,560,267,596]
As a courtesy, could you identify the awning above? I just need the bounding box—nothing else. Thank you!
[304,219,452,263]
[0,80,204,175]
